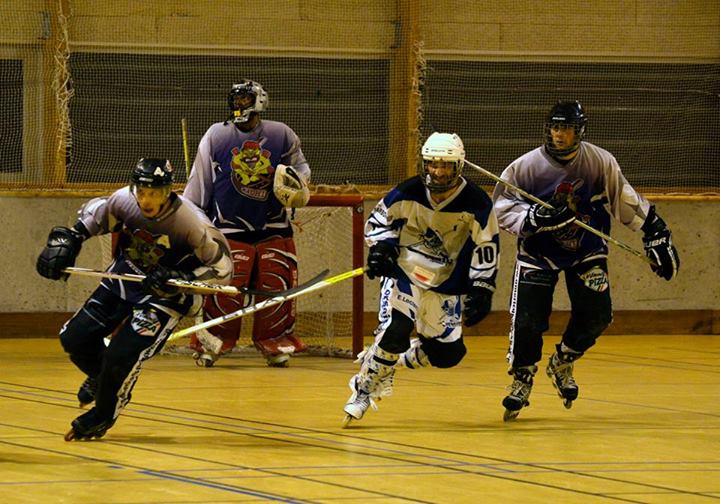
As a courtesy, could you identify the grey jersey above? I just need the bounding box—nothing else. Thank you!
[493,142,651,269]
[77,187,233,302]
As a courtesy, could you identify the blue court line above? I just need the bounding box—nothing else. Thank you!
[138,470,309,503]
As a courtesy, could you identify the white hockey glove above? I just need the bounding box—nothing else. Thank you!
[273,164,310,208]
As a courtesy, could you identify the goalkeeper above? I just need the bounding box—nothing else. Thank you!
[493,100,680,421]
[342,132,500,426]
[184,79,311,368]
[36,158,232,440]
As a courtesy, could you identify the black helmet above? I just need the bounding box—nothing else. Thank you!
[131,158,174,187]
[543,100,587,157]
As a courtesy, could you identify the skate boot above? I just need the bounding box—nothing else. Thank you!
[342,345,398,428]
[192,350,219,367]
[76,376,97,407]
[546,344,582,409]
[397,338,429,370]
[64,407,115,441]
[266,353,290,368]
[502,365,537,421]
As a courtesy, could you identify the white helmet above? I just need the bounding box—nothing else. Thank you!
[227,80,269,124]
[421,132,465,192]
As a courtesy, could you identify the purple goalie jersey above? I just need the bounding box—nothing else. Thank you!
[183,119,310,239]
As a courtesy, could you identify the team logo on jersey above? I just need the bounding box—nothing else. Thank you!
[550,179,590,251]
[121,228,170,269]
[579,266,609,292]
[407,227,452,265]
[131,308,162,337]
[230,140,273,200]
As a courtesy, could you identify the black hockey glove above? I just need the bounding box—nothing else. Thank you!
[366,242,399,280]
[522,202,576,235]
[463,281,494,327]
[641,206,679,281]
[36,226,85,280]
[142,267,196,297]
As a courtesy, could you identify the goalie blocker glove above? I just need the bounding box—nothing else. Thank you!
[273,164,310,208]
[142,267,196,297]
[522,202,576,235]
[463,281,495,327]
[641,206,679,281]
[36,225,86,280]
[366,241,399,280]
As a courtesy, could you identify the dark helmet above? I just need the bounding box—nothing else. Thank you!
[131,158,174,187]
[543,100,587,157]
[227,80,269,124]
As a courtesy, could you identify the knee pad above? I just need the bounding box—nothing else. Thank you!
[376,309,413,354]
[252,237,302,353]
[419,335,467,368]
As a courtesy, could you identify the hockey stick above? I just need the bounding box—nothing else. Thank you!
[166,267,366,347]
[181,118,191,179]
[465,160,655,266]
[62,266,329,298]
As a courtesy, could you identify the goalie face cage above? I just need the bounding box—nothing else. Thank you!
[100,194,365,358]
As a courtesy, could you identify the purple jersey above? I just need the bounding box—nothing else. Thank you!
[493,142,651,269]
[77,188,233,304]
[184,119,310,239]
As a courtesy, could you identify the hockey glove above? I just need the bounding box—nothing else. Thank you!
[463,281,494,327]
[641,206,679,281]
[366,242,399,280]
[522,202,576,235]
[142,267,196,297]
[273,164,310,208]
[36,226,85,280]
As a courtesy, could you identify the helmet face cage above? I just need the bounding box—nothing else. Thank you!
[544,100,588,157]
[227,80,269,124]
[420,133,465,193]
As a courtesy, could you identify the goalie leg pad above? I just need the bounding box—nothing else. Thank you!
[251,237,304,356]
[190,240,255,354]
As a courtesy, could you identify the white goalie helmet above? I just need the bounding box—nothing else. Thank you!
[421,132,465,192]
[227,80,269,124]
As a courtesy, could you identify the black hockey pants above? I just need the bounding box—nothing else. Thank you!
[507,258,612,367]
[59,286,188,421]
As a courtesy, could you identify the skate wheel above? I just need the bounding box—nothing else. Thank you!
[503,409,520,422]
[64,428,76,442]
[563,399,573,409]
[342,414,353,428]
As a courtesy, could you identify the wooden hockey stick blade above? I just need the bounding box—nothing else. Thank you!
[167,267,364,344]
[464,160,656,266]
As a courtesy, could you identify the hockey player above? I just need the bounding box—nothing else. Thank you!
[36,158,233,440]
[493,100,680,421]
[342,132,500,426]
[184,79,311,368]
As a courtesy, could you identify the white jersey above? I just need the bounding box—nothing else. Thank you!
[77,187,233,303]
[366,176,499,294]
[493,142,651,269]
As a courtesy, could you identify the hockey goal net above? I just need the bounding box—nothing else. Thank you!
[100,193,365,358]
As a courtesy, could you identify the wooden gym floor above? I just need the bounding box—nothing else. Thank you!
[0,335,718,503]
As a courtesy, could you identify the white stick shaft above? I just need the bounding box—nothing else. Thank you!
[63,267,240,296]
[464,160,653,265]
[167,267,366,343]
